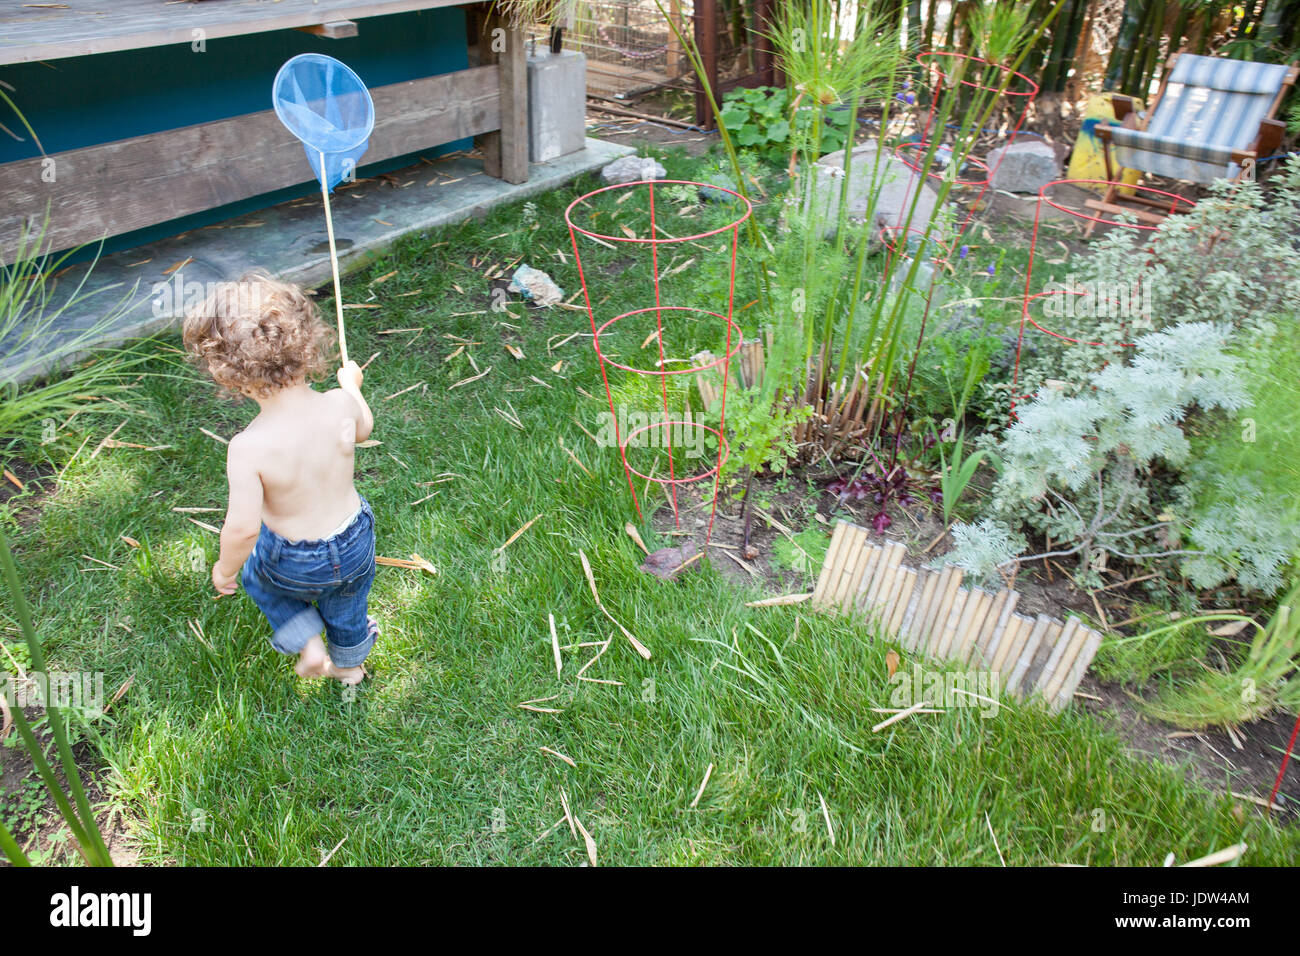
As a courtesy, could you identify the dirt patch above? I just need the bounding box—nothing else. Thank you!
[585,105,719,161]
[1077,679,1299,817]
[1,703,140,866]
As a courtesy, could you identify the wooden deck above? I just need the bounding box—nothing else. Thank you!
[0,0,470,65]
[0,0,532,260]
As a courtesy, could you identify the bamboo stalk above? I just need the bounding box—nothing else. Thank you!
[990,616,1027,685]
[925,567,964,658]
[984,590,1023,673]
[934,587,970,660]
[831,528,869,607]
[888,568,918,637]
[1007,615,1051,696]
[812,521,850,607]
[916,566,952,654]
[1051,625,1104,714]
[865,541,905,609]
[968,588,1010,668]
[1022,620,1063,698]
[903,569,938,651]
[1036,617,1082,700]
[951,589,992,664]
[839,540,880,615]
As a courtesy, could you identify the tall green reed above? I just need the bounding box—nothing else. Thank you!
[0,527,113,866]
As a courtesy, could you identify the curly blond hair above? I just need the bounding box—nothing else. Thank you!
[183,271,333,398]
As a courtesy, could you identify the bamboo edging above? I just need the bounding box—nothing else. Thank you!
[810,521,1106,713]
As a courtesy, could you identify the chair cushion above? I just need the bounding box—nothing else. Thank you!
[1168,54,1291,95]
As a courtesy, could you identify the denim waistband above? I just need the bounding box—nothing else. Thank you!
[261,497,372,562]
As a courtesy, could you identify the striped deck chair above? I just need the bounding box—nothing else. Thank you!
[1089,53,1298,234]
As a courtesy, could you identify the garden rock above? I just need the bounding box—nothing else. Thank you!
[601,156,667,185]
[985,139,1059,194]
[639,543,699,580]
[804,142,946,242]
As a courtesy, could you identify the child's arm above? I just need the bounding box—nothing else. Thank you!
[336,360,374,443]
[212,435,264,596]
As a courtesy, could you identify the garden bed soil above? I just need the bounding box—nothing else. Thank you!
[0,704,139,866]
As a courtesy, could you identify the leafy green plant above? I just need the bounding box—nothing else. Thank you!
[1177,318,1300,595]
[936,431,988,527]
[1090,606,1217,686]
[0,204,150,453]
[720,86,853,166]
[951,322,1247,589]
[772,525,831,578]
[716,383,811,483]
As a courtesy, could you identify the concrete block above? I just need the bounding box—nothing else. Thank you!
[527,50,587,163]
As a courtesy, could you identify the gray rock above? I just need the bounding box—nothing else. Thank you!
[601,155,667,185]
[802,141,946,241]
[698,174,739,204]
[985,139,1059,194]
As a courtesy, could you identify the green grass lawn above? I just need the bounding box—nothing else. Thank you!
[5,153,1298,865]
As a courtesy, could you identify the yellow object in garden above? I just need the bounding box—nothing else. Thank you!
[1068,93,1145,195]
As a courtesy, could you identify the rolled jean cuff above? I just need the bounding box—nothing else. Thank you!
[270,607,326,657]
[328,630,375,669]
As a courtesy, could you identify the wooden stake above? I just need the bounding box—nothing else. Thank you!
[926,567,963,657]
[934,587,970,660]
[887,567,918,636]
[812,522,849,606]
[902,569,938,651]
[984,590,1023,673]
[990,615,1028,685]
[968,588,1009,668]
[841,542,882,615]
[950,588,990,663]
[865,541,905,608]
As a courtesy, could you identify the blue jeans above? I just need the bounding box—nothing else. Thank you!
[241,498,377,668]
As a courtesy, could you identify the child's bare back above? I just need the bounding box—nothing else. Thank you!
[233,385,368,543]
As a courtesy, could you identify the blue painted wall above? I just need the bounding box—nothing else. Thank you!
[0,9,472,258]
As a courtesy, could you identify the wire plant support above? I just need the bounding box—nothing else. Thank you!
[565,178,752,543]
[1010,177,1197,421]
[904,51,1041,240]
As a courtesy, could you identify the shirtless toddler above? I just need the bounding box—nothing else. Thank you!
[183,272,377,684]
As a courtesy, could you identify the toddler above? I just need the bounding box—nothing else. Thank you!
[183,271,376,684]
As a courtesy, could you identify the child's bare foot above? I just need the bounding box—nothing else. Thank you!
[325,660,366,686]
[295,635,331,678]
[324,616,377,686]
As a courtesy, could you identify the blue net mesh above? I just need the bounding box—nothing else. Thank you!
[272,53,375,192]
